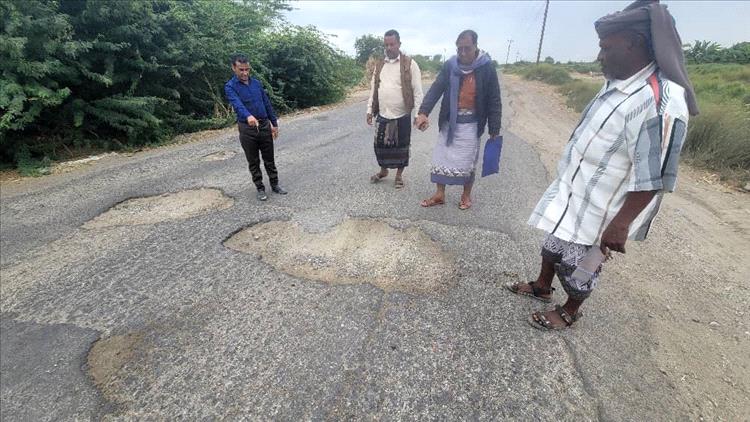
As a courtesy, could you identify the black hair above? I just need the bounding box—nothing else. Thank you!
[384,29,400,42]
[456,29,478,45]
[230,53,249,66]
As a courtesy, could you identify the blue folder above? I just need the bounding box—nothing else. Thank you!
[481,135,503,177]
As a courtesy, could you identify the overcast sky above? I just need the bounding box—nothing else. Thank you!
[284,1,750,63]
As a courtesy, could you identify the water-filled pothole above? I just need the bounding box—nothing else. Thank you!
[224,218,456,294]
[84,188,233,229]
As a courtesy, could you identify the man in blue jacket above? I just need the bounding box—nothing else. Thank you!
[224,54,287,201]
[415,30,501,210]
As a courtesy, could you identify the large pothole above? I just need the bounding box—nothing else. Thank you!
[87,332,143,403]
[224,218,456,294]
[84,188,233,229]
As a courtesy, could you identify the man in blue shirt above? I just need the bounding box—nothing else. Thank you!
[224,54,287,201]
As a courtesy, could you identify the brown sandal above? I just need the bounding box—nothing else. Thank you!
[528,305,581,331]
[504,281,555,303]
[394,178,404,189]
[370,173,387,183]
[420,197,445,207]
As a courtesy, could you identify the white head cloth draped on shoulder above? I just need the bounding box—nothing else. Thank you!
[595,0,699,116]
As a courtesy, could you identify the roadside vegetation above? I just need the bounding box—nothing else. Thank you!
[503,42,749,184]
[354,33,444,84]
[1,0,362,173]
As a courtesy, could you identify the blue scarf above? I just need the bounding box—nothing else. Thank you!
[446,50,492,144]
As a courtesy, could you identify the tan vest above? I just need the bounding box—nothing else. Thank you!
[372,53,414,116]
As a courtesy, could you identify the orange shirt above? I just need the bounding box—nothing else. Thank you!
[457,73,476,110]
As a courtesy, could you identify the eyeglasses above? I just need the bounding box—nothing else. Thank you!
[456,46,475,53]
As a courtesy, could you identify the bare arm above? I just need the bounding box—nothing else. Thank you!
[600,190,658,253]
[366,71,376,123]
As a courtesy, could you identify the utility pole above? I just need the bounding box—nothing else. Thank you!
[536,0,550,64]
[505,39,513,64]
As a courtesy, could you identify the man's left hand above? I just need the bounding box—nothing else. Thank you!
[601,220,629,254]
[271,126,279,140]
[600,190,658,254]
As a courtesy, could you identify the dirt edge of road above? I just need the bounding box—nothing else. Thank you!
[503,73,750,420]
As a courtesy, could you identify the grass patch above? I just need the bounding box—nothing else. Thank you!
[557,80,601,112]
[688,63,750,105]
[502,62,750,183]
[562,61,601,75]
[683,101,750,172]
[15,145,51,177]
[683,64,750,180]
[517,64,573,85]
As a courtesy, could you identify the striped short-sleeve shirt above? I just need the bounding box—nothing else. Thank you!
[528,63,690,246]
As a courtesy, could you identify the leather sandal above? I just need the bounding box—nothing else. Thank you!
[528,305,581,331]
[504,281,555,303]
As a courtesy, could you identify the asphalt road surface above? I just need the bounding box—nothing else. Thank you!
[1,79,693,420]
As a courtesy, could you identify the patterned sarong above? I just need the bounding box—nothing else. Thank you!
[541,233,603,300]
[374,114,411,169]
[430,121,480,185]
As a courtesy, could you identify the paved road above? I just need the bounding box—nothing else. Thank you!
[1,79,688,420]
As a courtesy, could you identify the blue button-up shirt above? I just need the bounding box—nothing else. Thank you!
[224,76,278,126]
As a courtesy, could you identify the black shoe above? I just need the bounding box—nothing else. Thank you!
[271,185,288,195]
[256,189,268,201]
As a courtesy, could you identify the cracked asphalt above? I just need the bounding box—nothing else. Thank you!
[1,77,691,420]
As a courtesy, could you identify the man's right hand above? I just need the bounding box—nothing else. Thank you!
[246,115,258,127]
[414,113,429,131]
[366,113,373,126]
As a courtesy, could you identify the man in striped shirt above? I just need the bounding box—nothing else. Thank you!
[507,0,698,330]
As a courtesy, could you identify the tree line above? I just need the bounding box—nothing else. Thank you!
[683,41,750,65]
[1,0,361,167]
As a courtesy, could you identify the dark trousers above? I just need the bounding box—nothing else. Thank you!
[238,120,278,190]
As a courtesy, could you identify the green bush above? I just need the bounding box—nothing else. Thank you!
[684,41,750,64]
[411,54,443,75]
[518,64,572,85]
[263,26,363,110]
[1,0,362,170]
[354,34,383,65]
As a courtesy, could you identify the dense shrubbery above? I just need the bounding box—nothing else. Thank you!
[0,0,361,168]
[262,26,362,110]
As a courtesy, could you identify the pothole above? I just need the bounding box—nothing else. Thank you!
[87,332,143,400]
[224,218,456,294]
[201,150,237,161]
[84,188,233,229]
